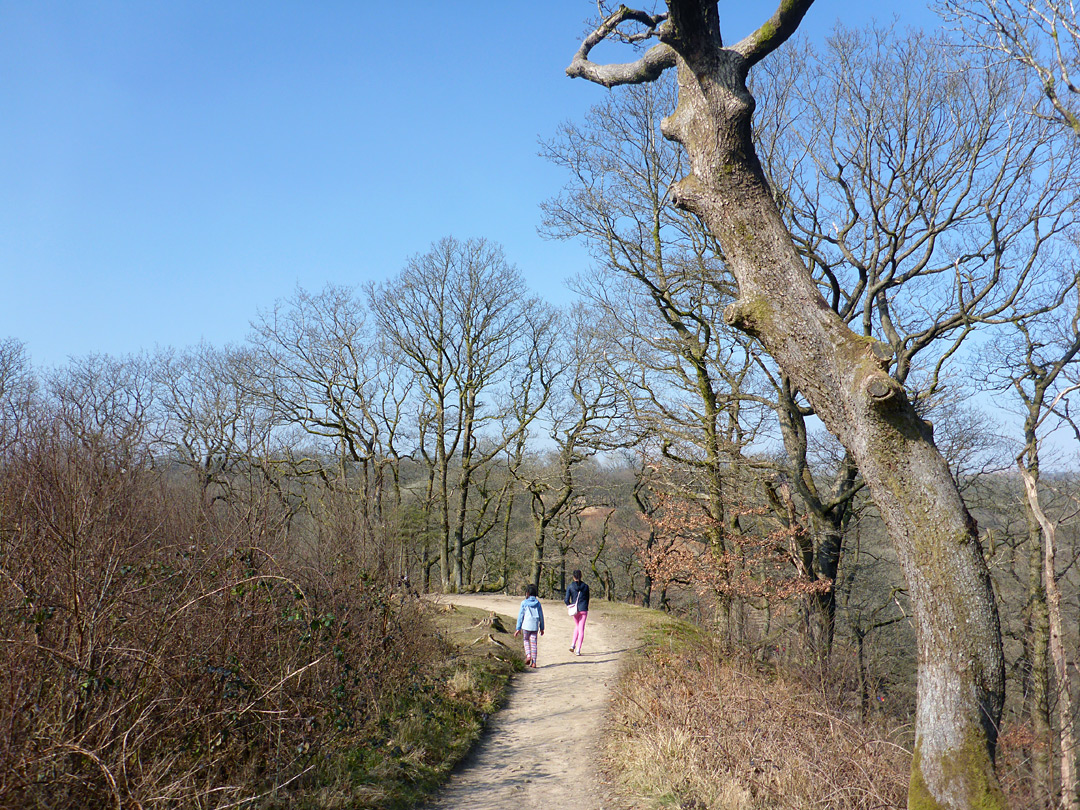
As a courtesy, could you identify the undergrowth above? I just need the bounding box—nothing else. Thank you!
[601,616,911,810]
[302,604,519,810]
[0,403,519,810]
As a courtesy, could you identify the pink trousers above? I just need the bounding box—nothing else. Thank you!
[572,611,588,651]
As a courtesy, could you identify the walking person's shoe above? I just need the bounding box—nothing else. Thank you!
[525,657,532,667]
[569,647,576,653]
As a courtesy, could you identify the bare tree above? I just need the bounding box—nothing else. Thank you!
[759,25,1077,397]
[369,237,558,592]
[542,76,774,578]
[154,342,276,503]
[565,3,1007,806]
[544,73,866,651]
[517,306,619,589]
[0,337,35,455]
[47,353,158,471]
[753,23,1079,656]
[940,0,1080,136]
[984,272,1080,808]
[250,284,402,549]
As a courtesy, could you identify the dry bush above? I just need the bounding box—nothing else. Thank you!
[993,721,1043,808]
[0,410,439,809]
[602,628,911,810]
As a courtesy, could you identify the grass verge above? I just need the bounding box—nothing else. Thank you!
[295,602,521,810]
[600,608,910,810]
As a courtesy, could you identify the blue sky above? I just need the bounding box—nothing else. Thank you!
[1,1,938,368]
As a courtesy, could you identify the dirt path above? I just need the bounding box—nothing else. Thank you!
[425,594,632,809]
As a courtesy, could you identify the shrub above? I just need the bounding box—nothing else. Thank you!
[0,412,439,808]
[602,622,910,810]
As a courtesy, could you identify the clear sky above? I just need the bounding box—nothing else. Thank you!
[1,1,939,369]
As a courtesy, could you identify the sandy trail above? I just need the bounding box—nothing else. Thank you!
[425,594,630,810]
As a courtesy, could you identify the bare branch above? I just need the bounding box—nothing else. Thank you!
[567,5,676,87]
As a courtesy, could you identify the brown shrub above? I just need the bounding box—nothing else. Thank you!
[0,413,438,808]
[602,629,911,810]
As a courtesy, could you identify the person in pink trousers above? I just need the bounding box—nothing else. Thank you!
[565,569,590,656]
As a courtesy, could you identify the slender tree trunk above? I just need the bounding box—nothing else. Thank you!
[1020,465,1080,810]
[813,507,848,655]
[501,489,515,593]
[530,516,548,590]
[439,451,451,591]
[1026,494,1054,809]
[423,462,437,593]
[775,376,854,656]
[451,466,473,591]
[634,484,655,608]
[451,398,478,593]
[857,629,868,720]
[698,370,727,559]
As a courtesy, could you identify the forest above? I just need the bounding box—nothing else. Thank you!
[3,1,1080,809]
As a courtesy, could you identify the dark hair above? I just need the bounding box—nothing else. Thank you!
[572,569,582,581]
[525,583,538,597]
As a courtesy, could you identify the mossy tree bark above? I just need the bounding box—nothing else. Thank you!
[567,3,1006,807]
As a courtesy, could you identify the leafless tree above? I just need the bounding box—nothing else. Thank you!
[940,0,1080,136]
[982,270,1080,808]
[47,353,158,471]
[369,237,558,592]
[0,337,35,456]
[758,25,1078,398]
[515,306,620,589]
[153,342,277,503]
[250,284,402,549]
[564,2,1007,805]
[542,76,774,578]
[752,23,1080,656]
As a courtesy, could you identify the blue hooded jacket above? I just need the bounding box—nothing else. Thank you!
[516,595,545,633]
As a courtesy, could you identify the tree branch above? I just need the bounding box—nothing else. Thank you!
[566,5,676,87]
[733,0,818,68]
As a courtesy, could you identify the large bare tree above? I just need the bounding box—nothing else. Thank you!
[755,23,1079,655]
[565,3,1006,807]
[369,237,558,592]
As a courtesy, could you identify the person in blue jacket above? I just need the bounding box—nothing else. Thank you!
[514,583,545,667]
[565,569,590,656]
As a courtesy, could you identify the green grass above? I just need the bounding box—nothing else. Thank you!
[286,603,522,810]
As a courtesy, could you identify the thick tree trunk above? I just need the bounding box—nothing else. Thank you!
[567,6,1006,802]
[659,37,1005,810]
